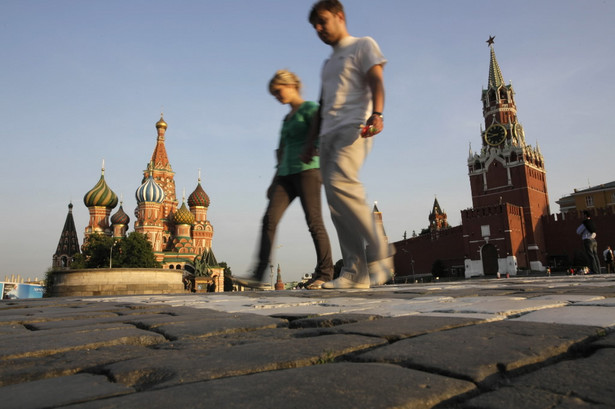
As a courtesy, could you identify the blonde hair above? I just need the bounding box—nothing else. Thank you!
[269,69,302,95]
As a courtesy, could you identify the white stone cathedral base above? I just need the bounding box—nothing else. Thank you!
[50,268,184,297]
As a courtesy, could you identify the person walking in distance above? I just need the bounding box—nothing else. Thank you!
[304,0,395,289]
[235,70,334,290]
[576,210,601,274]
[603,245,614,274]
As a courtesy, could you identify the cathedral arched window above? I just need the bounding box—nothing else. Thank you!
[169,265,174,269]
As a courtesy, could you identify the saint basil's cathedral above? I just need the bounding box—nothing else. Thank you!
[55,115,218,278]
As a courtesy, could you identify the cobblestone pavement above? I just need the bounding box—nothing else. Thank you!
[1,275,614,409]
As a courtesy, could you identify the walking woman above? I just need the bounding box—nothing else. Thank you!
[236,70,333,290]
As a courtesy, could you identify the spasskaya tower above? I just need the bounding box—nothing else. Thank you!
[462,36,550,275]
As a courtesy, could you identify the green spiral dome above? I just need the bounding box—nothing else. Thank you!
[84,173,118,209]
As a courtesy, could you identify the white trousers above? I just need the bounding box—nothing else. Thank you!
[320,127,389,281]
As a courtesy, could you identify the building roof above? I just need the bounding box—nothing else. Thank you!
[572,180,615,195]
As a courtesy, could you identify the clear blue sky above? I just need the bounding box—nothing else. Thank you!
[2,0,614,283]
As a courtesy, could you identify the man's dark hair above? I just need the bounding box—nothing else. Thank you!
[309,0,345,25]
[583,210,591,218]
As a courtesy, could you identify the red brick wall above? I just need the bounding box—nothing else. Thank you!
[393,226,465,276]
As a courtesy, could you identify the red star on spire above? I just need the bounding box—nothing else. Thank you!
[486,35,495,46]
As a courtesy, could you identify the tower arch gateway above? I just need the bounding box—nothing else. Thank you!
[481,243,498,276]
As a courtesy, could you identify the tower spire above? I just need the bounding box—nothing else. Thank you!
[487,36,505,89]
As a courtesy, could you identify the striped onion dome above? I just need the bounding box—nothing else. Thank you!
[173,200,195,225]
[188,180,210,208]
[135,175,165,204]
[111,203,130,225]
[83,170,118,209]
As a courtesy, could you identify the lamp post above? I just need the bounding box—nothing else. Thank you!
[109,240,118,269]
[269,264,274,289]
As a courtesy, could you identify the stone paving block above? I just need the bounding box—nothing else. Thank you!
[150,327,296,351]
[0,324,29,335]
[66,363,476,409]
[513,305,615,328]
[0,345,153,387]
[0,310,120,326]
[104,333,388,390]
[1,325,166,360]
[318,315,485,341]
[130,310,234,329]
[576,298,615,307]
[355,320,603,386]
[149,314,287,340]
[288,313,382,328]
[509,348,615,407]
[531,294,606,303]
[1,373,134,409]
[459,384,612,409]
[593,329,615,348]
[24,313,167,330]
[432,297,568,316]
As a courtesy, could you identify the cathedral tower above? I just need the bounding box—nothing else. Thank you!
[110,201,130,238]
[53,202,81,269]
[134,171,166,255]
[188,174,214,254]
[83,162,118,238]
[142,115,179,249]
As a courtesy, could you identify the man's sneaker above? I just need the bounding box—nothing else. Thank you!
[368,245,396,286]
[322,274,370,289]
[368,256,394,286]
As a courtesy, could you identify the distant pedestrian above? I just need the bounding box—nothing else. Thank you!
[604,245,614,274]
[304,0,395,289]
[576,210,601,274]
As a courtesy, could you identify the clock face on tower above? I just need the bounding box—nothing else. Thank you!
[485,124,506,146]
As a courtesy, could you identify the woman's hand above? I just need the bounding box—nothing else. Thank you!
[300,144,317,164]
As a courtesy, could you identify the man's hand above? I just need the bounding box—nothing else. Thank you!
[361,114,383,138]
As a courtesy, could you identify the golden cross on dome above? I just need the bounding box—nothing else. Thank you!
[486,35,495,46]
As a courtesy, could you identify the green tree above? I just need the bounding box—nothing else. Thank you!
[70,233,160,269]
[115,233,161,268]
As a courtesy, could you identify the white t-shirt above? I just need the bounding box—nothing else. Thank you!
[320,36,387,136]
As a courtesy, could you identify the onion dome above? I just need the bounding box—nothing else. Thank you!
[111,203,130,225]
[135,175,165,204]
[188,180,210,208]
[173,201,195,225]
[156,115,167,130]
[84,167,118,209]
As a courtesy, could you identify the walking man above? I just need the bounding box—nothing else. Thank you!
[305,0,395,289]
